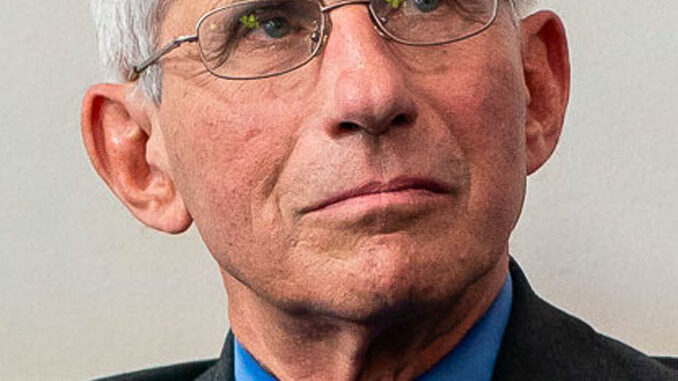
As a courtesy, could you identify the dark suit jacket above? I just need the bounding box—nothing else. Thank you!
[94,258,678,380]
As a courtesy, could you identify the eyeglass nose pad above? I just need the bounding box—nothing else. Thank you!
[368,12,389,39]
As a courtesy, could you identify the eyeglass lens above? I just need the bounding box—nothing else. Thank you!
[196,0,495,78]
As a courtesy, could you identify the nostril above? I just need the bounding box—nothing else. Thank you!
[339,121,361,132]
[336,113,413,136]
[392,113,410,126]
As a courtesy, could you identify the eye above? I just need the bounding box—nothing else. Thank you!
[238,12,294,40]
[412,0,440,12]
[260,17,291,38]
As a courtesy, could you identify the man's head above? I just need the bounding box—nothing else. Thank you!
[82,0,569,322]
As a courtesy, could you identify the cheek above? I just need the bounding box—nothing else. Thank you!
[467,60,527,237]
[423,43,528,239]
[159,89,303,270]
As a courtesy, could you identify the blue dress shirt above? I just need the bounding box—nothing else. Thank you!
[234,273,513,381]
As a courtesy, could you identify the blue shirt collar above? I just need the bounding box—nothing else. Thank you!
[416,272,513,381]
[234,273,513,381]
[234,336,277,381]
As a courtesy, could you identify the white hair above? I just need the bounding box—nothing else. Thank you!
[90,0,535,104]
[511,0,536,19]
[90,0,170,103]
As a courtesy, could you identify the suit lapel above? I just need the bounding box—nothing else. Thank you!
[196,331,235,381]
[493,258,603,381]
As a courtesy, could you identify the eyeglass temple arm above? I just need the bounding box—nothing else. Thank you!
[128,35,198,82]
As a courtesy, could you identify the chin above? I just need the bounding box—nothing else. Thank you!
[288,233,500,324]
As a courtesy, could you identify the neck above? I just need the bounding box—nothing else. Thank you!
[223,254,509,381]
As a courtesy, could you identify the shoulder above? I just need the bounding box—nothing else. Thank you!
[588,329,678,379]
[655,357,678,371]
[91,359,218,381]
[493,258,678,380]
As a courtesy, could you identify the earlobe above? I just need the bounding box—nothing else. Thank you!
[520,11,571,175]
[81,83,192,234]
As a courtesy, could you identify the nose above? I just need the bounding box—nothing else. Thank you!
[317,6,418,138]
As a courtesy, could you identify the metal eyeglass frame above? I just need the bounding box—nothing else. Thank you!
[128,0,499,81]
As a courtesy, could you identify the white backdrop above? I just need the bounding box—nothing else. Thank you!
[1,1,676,380]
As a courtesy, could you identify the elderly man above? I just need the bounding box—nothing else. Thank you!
[82,0,676,379]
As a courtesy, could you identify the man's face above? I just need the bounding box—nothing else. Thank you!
[157,1,528,319]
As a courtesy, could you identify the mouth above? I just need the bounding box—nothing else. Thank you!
[299,176,454,215]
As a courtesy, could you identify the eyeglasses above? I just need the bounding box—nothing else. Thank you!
[129,0,498,81]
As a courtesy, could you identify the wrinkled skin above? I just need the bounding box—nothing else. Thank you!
[163,1,525,319]
[82,0,569,379]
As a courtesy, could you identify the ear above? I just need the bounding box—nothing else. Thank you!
[81,83,192,234]
[521,11,571,175]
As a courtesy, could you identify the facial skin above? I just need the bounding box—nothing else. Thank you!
[82,1,569,379]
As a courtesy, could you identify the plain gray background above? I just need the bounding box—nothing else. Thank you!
[1,1,677,380]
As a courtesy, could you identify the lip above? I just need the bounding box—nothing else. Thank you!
[299,176,454,214]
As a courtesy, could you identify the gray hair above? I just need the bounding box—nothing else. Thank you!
[90,0,535,104]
